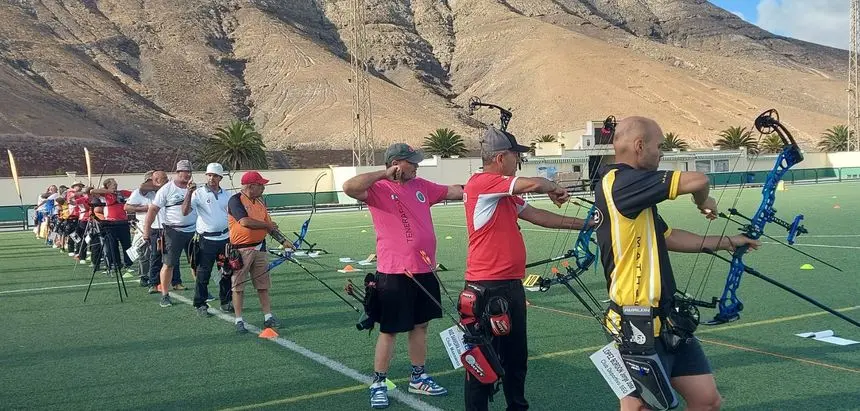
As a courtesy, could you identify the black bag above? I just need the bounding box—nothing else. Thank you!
[356,273,379,331]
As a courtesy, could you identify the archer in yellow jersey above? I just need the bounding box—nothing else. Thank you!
[594,116,759,411]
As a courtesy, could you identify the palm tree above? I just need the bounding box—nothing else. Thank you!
[716,126,759,155]
[759,134,783,154]
[422,128,467,158]
[817,125,850,152]
[660,132,689,151]
[202,120,268,170]
[532,134,558,143]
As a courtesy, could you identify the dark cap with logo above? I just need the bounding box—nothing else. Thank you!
[385,143,424,164]
[481,126,530,153]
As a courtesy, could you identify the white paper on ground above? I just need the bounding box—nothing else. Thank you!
[589,342,636,399]
[339,257,354,263]
[795,330,859,346]
[439,325,467,369]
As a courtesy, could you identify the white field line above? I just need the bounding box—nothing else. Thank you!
[168,292,443,411]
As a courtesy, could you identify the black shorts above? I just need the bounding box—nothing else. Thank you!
[654,336,712,378]
[164,228,195,267]
[376,272,443,334]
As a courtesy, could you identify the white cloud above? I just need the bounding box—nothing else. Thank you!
[731,10,746,21]
[755,0,849,50]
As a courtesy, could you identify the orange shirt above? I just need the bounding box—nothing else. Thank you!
[227,193,271,246]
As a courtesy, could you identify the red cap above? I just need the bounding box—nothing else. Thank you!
[241,171,269,185]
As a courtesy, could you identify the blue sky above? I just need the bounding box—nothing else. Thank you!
[709,0,758,23]
[708,0,849,50]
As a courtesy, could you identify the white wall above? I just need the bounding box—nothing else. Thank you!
[4,151,860,207]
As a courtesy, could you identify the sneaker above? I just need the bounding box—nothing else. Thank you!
[408,373,447,396]
[172,284,186,291]
[263,315,281,329]
[159,295,172,307]
[369,381,389,409]
[196,305,212,317]
[236,320,248,334]
[220,303,234,313]
[206,293,216,302]
[139,278,149,287]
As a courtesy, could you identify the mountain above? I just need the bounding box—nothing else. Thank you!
[0,0,849,175]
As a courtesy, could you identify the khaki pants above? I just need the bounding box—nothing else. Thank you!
[231,248,270,292]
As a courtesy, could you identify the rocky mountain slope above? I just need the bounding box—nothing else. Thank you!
[0,0,849,175]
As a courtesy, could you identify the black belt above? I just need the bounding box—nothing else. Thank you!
[231,242,262,249]
[163,223,194,229]
[607,301,669,318]
[200,228,229,237]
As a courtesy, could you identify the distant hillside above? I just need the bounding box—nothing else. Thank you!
[0,0,849,175]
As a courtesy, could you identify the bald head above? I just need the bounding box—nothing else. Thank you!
[613,116,662,151]
[612,116,664,170]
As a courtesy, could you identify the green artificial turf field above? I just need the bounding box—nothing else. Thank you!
[2,181,859,410]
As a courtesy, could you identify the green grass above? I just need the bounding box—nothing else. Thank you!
[2,181,860,410]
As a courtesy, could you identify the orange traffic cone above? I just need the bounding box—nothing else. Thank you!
[259,328,279,339]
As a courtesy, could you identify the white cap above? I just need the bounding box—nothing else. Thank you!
[205,163,224,177]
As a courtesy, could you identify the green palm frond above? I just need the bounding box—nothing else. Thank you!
[202,120,268,170]
[716,126,759,155]
[422,128,467,158]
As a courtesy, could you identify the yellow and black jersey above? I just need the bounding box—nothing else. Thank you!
[594,164,681,335]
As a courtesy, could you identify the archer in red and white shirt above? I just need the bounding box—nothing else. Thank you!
[461,126,591,411]
[464,171,591,282]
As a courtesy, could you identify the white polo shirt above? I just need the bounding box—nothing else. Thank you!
[191,184,230,241]
[128,189,162,229]
[152,180,197,233]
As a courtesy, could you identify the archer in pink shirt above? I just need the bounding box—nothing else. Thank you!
[365,178,448,274]
[342,143,463,406]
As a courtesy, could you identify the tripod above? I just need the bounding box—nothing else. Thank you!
[84,218,129,302]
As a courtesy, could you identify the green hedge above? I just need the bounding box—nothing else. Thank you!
[708,167,840,186]
[262,191,339,209]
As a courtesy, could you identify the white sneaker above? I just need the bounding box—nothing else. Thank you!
[369,381,389,409]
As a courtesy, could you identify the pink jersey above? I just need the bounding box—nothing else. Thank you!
[365,178,448,274]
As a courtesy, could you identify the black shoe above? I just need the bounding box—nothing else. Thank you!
[196,305,212,317]
[263,315,281,329]
[220,303,234,313]
[236,321,248,334]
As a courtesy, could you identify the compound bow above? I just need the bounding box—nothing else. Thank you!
[524,116,618,325]
[682,109,857,328]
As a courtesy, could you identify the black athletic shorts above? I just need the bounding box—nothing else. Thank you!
[376,271,443,334]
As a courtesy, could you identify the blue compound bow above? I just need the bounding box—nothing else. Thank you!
[683,109,857,328]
